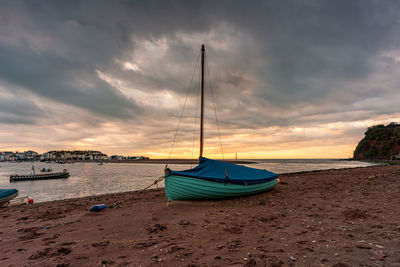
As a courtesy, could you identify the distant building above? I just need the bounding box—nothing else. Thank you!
[0,150,39,161]
[45,150,107,161]
[109,155,124,160]
[3,152,14,161]
[0,150,142,162]
[116,155,150,160]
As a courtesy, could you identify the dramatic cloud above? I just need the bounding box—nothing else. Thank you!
[1,0,400,158]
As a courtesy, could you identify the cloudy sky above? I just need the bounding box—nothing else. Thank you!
[1,0,400,159]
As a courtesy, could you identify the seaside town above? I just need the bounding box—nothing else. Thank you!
[0,150,149,162]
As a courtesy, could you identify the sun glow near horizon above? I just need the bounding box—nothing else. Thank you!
[3,116,400,159]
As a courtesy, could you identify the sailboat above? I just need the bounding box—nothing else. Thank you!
[164,45,278,201]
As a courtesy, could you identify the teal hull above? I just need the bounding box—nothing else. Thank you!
[165,174,277,201]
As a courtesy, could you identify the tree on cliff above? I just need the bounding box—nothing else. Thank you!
[353,122,400,160]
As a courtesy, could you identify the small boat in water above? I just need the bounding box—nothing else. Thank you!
[164,45,278,201]
[40,167,53,172]
[10,169,70,182]
[0,189,19,207]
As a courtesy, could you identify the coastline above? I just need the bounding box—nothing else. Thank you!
[1,159,256,165]
[104,159,257,164]
[1,165,400,266]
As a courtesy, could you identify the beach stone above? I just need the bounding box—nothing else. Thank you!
[179,220,190,226]
[368,249,388,260]
[244,258,256,266]
[91,240,110,248]
[321,257,329,263]
[57,247,71,255]
[28,248,51,260]
[356,244,371,249]
[169,245,184,253]
[148,223,167,233]
[100,259,114,266]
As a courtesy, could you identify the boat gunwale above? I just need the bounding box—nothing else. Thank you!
[10,172,70,182]
[0,191,19,204]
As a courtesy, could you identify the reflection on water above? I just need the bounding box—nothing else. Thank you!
[0,159,379,203]
[247,159,380,174]
[0,162,188,203]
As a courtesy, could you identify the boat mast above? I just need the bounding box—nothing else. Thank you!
[200,44,205,159]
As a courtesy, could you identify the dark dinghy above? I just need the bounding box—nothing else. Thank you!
[0,189,19,207]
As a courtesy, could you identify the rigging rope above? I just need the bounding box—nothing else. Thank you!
[167,53,201,160]
[206,54,225,160]
[167,46,225,161]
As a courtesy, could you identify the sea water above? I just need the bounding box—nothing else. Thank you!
[0,159,379,203]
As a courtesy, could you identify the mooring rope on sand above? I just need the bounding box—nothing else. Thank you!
[98,175,166,207]
[143,175,165,191]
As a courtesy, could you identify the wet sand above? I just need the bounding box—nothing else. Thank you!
[1,165,400,266]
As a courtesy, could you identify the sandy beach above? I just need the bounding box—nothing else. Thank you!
[1,165,400,266]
